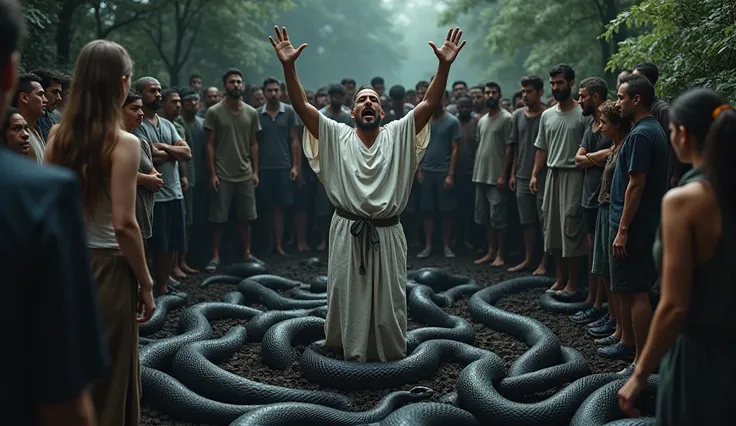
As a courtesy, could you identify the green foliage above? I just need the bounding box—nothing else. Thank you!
[440,0,616,94]
[602,0,736,101]
[19,0,57,71]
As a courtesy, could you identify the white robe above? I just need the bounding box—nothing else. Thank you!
[303,110,430,362]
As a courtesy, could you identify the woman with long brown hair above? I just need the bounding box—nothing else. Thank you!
[44,39,156,426]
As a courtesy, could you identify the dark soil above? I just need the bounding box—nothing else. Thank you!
[141,248,628,426]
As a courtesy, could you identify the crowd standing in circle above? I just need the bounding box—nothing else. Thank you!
[0,0,735,423]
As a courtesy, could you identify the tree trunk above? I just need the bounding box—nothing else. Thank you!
[55,1,79,67]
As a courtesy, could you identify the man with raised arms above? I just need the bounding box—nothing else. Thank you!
[269,26,466,362]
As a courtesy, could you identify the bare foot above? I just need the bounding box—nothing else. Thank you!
[180,263,199,274]
[276,247,289,256]
[244,252,254,261]
[548,280,565,292]
[171,267,187,280]
[317,242,326,251]
[491,257,505,267]
[297,244,310,252]
[508,261,529,272]
[532,265,547,276]
[474,252,495,265]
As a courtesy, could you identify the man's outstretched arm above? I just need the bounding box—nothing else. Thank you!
[270,26,320,139]
[413,28,466,134]
[283,63,320,139]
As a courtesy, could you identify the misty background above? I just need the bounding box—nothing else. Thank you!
[21,0,735,100]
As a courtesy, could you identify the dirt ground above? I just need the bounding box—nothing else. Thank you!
[140,247,628,426]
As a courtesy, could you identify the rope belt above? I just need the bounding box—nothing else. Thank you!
[335,209,400,275]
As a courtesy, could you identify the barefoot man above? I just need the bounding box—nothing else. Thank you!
[269,26,466,362]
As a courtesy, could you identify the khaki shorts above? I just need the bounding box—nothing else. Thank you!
[474,183,508,229]
[209,179,257,223]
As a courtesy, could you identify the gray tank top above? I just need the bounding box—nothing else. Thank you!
[654,167,736,339]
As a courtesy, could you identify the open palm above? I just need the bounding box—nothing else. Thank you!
[429,28,467,65]
[269,26,308,64]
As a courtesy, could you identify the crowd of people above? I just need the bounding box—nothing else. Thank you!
[1,1,734,424]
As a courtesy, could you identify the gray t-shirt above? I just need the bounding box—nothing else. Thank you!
[133,116,184,202]
[258,102,300,170]
[534,105,586,169]
[510,108,545,180]
[472,109,514,185]
[422,113,462,173]
[580,125,612,209]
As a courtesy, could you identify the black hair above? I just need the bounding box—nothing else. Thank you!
[452,80,468,89]
[352,84,375,102]
[579,77,608,99]
[633,62,659,86]
[370,76,384,86]
[189,73,202,82]
[124,91,142,106]
[388,85,405,101]
[619,74,654,108]
[456,95,472,103]
[60,74,72,91]
[12,73,42,107]
[2,106,20,142]
[30,68,62,90]
[0,0,24,72]
[415,80,429,91]
[179,87,199,99]
[327,84,345,96]
[670,88,727,153]
[341,77,356,86]
[704,103,736,213]
[221,68,243,86]
[484,81,502,95]
[262,76,280,89]
[161,87,180,102]
[520,75,543,92]
[406,89,417,97]
[316,87,328,97]
[512,90,523,100]
[549,64,575,81]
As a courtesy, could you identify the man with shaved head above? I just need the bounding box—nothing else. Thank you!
[270,25,466,362]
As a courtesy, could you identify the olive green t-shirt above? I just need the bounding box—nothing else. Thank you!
[203,101,261,182]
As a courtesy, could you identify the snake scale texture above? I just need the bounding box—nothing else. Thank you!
[139,261,659,425]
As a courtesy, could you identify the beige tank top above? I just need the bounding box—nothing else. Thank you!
[86,193,119,249]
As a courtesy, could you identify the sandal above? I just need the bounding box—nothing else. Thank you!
[204,259,220,273]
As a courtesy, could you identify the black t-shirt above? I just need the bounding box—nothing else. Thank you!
[0,147,109,426]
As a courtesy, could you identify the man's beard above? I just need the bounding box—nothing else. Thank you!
[458,111,471,120]
[355,116,380,130]
[582,104,596,116]
[145,99,162,111]
[552,88,571,101]
[226,88,242,99]
[485,97,499,109]
[330,101,343,110]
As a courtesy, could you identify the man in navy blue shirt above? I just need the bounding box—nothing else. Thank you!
[0,1,110,424]
[599,74,668,376]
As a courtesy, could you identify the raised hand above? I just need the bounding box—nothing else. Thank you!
[269,26,308,64]
[429,27,467,65]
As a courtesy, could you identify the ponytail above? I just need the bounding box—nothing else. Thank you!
[704,107,736,212]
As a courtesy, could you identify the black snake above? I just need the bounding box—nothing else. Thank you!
[140,265,658,425]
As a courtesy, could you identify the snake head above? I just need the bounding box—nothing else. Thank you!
[408,386,434,400]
